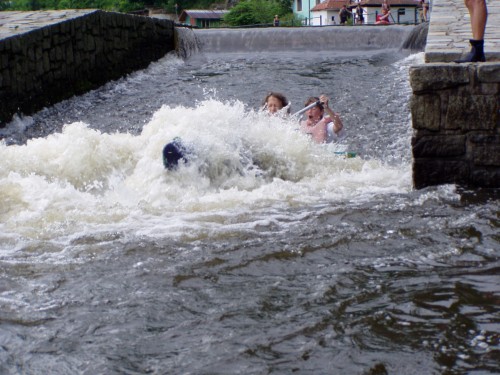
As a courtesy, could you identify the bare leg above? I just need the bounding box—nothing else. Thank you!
[464,0,487,40]
[456,0,487,62]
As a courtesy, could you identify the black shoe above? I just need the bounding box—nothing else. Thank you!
[455,39,486,63]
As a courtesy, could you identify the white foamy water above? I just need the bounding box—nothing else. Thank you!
[0,97,411,253]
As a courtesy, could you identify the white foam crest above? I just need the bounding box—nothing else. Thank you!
[0,99,413,244]
[0,122,140,188]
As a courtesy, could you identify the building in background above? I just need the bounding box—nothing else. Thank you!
[178,10,229,28]
[293,0,423,25]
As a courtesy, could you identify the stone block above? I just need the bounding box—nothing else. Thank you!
[10,37,21,54]
[477,83,500,95]
[410,63,470,92]
[445,94,498,130]
[0,53,8,70]
[60,20,68,34]
[66,43,74,64]
[94,37,104,54]
[477,64,500,83]
[2,69,10,87]
[411,93,441,130]
[43,36,51,50]
[27,46,35,61]
[35,58,44,76]
[468,135,500,166]
[85,34,96,51]
[55,46,64,61]
[35,46,43,61]
[470,168,500,187]
[43,51,50,72]
[413,159,470,188]
[413,134,466,158]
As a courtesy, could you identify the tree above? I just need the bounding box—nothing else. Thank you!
[224,0,283,26]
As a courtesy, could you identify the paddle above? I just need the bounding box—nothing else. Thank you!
[291,100,322,118]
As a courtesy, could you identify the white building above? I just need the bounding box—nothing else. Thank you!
[293,0,424,26]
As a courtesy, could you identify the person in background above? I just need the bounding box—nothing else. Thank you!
[299,95,344,144]
[375,7,391,25]
[262,92,290,115]
[274,15,280,27]
[356,4,364,24]
[456,0,487,62]
[339,5,351,25]
[422,0,430,21]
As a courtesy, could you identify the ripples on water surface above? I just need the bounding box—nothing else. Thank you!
[0,27,498,374]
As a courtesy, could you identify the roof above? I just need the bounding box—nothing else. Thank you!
[362,0,421,6]
[178,10,229,22]
[312,0,421,11]
[312,0,349,11]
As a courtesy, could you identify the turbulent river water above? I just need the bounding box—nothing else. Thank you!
[0,26,499,374]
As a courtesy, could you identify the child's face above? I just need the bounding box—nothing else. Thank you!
[267,96,283,114]
[306,105,324,121]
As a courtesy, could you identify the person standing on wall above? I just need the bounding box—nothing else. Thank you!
[274,15,280,27]
[456,0,487,62]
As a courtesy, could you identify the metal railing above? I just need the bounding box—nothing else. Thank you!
[302,9,424,26]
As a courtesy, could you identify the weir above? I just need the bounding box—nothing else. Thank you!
[193,26,413,52]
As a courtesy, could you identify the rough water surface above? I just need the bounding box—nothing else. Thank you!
[0,27,498,374]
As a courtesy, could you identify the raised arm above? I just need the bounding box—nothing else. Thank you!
[320,94,343,133]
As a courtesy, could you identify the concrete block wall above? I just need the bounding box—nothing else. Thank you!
[0,10,175,125]
[410,63,500,188]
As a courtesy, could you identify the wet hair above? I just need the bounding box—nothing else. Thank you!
[304,97,324,111]
[263,92,290,113]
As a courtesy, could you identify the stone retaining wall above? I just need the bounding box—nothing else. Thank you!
[0,10,175,125]
[410,63,500,188]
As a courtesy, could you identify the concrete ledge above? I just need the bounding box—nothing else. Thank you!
[0,10,175,125]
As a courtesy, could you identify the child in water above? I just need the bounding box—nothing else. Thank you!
[262,92,290,115]
[299,94,344,143]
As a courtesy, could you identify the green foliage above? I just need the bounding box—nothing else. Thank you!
[224,0,289,26]
[1,0,294,23]
[278,12,303,27]
[2,0,148,11]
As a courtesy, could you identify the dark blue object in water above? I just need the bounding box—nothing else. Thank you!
[162,138,188,170]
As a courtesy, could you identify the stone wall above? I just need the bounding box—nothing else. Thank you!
[410,63,500,188]
[0,10,175,125]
